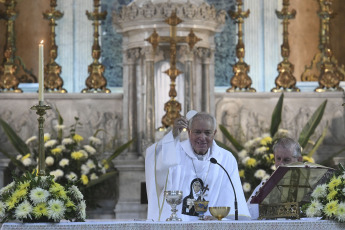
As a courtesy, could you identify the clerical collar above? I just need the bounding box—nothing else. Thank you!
[194,148,210,161]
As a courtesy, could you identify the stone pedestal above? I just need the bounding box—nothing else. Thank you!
[114,159,147,219]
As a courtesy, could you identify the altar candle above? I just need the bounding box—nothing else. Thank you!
[38,40,44,102]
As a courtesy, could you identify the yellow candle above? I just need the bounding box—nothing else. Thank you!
[38,40,44,102]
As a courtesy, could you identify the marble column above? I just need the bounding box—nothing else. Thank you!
[183,49,194,113]
[144,47,156,146]
[197,47,212,113]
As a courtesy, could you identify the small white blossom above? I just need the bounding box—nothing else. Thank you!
[306,200,323,217]
[14,200,33,219]
[29,187,50,204]
[50,169,64,180]
[0,201,6,218]
[22,158,32,166]
[56,145,66,151]
[45,156,54,166]
[254,169,267,179]
[77,200,86,220]
[81,164,90,175]
[271,165,277,171]
[89,136,102,145]
[44,133,51,140]
[238,150,248,159]
[47,199,66,221]
[59,158,69,167]
[242,156,250,165]
[311,184,327,199]
[62,138,73,145]
[86,159,96,169]
[243,183,251,192]
[25,136,37,145]
[83,145,96,155]
[69,185,84,200]
[16,154,22,160]
[254,146,267,155]
[244,140,255,149]
[80,150,88,158]
[45,139,58,148]
[66,172,78,181]
[90,173,98,180]
[0,181,15,196]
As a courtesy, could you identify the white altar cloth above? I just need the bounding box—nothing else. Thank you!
[1,219,345,230]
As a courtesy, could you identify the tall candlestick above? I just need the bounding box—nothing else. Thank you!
[38,41,44,102]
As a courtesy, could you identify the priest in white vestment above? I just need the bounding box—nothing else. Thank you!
[145,111,250,221]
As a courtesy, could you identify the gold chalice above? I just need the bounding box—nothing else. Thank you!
[194,200,209,220]
[209,207,230,220]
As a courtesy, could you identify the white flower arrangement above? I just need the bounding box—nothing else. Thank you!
[0,172,86,223]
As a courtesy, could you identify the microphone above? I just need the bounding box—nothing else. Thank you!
[210,157,238,220]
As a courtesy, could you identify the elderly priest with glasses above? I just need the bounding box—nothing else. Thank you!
[145,111,250,221]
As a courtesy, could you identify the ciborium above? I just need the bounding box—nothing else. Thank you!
[164,190,183,221]
[209,207,230,220]
[194,200,209,220]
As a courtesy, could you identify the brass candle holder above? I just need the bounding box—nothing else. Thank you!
[0,0,22,93]
[227,0,256,93]
[43,0,67,93]
[145,11,201,127]
[301,0,344,92]
[82,0,110,93]
[30,101,51,176]
[271,0,300,92]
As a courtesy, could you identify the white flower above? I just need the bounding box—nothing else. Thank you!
[89,136,101,145]
[50,169,64,180]
[47,199,66,221]
[45,139,58,148]
[270,165,277,171]
[56,145,66,151]
[306,200,323,217]
[59,158,69,167]
[16,154,22,160]
[80,150,88,158]
[81,164,90,175]
[336,202,345,222]
[83,145,96,155]
[243,182,251,192]
[29,187,50,204]
[244,140,255,149]
[54,124,65,131]
[242,156,250,165]
[311,184,327,199]
[62,138,73,145]
[86,159,96,169]
[66,172,78,181]
[90,173,98,180]
[238,150,248,159]
[45,156,55,166]
[0,201,6,218]
[69,185,84,200]
[77,200,86,220]
[254,169,267,179]
[25,136,37,144]
[44,133,51,141]
[254,146,267,155]
[262,174,270,180]
[101,167,106,174]
[0,182,15,196]
[14,200,33,219]
[22,158,32,166]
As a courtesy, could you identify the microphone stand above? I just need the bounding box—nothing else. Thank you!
[210,158,238,220]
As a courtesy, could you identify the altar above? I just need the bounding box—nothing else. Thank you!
[2,219,345,230]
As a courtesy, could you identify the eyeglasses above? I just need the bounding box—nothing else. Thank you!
[190,130,214,137]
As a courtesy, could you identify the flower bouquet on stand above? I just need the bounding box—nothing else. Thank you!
[304,163,345,222]
[0,108,133,209]
[0,171,86,223]
[217,93,328,198]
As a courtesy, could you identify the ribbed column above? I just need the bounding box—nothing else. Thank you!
[144,47,155,145]
[184,50,194,113]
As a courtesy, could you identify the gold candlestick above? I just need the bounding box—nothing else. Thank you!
[0,0,22,93]
[145,11,201,128]
[301,0,344,92]
[82,0,110,93]
[271,0,300,92]
[227,0,256,93]
[30,101,51,176]
[43,0,67,93]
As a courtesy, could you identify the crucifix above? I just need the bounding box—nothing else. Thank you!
[145,11,201,128]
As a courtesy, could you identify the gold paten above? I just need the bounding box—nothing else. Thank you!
[0,0,22,92]
[82,0,110,93]
[145,11,201,128]
[301,0,344,92]
[271,0,299,92]
[227,0,255,93]
[43,0,67,93]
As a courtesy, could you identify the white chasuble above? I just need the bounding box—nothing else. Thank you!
[145,131,251,221]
